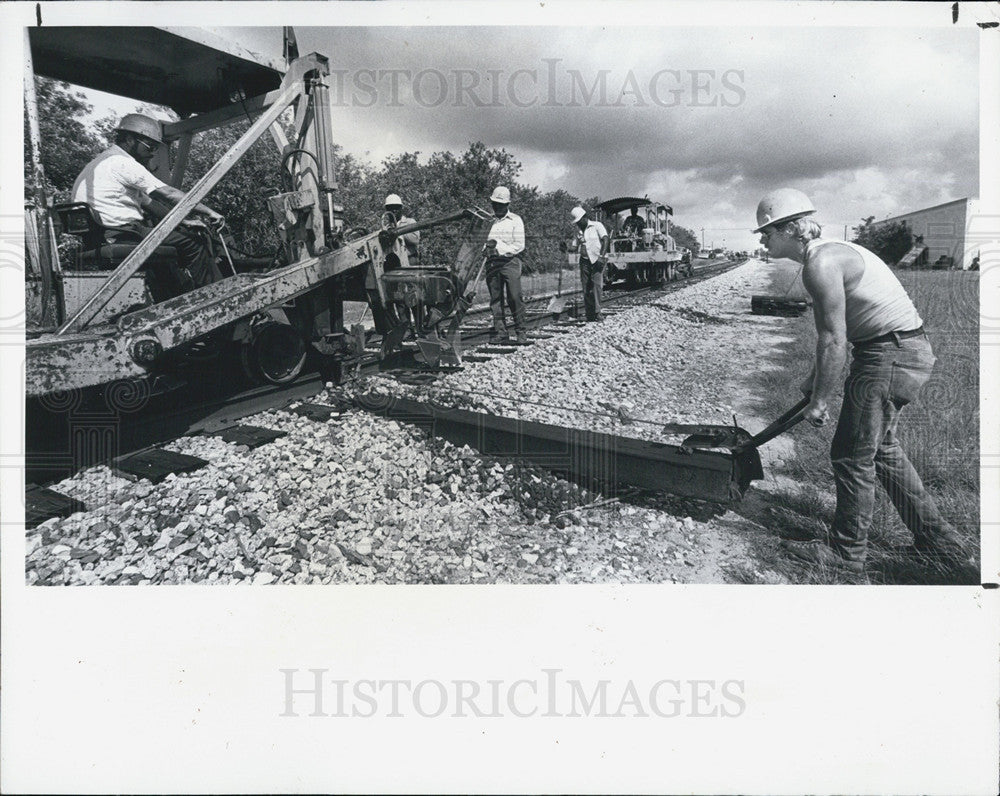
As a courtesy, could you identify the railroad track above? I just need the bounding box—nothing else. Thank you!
[26,259,742,492]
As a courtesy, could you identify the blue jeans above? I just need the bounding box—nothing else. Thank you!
[829,333,955,561]
[579,257,604,320]
[486,256,525,334]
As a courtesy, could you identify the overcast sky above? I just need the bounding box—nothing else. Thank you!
[86,24,979,251]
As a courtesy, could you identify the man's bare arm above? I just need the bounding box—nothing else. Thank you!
[801,249,849,422]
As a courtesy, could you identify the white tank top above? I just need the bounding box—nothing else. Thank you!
[805,238,922,342]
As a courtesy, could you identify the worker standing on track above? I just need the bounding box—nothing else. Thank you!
[485,186,528,344]
[754,188,974,574]
[383,193,420,332]
[570,206,610,322]
[71,113,224,302]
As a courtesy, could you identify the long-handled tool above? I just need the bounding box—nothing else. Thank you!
[548,242,578,316]
[661,396,810,453]
[546,261,568,316]
[652,396,810,497]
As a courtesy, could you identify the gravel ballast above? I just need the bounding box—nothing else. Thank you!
[26,261,797,586]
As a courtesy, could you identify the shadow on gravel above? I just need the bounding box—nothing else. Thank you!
[627,489,730,523]
[650,305,731,325]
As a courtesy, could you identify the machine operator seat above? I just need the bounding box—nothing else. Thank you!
[52,202,191,305]
[52,202,180,272]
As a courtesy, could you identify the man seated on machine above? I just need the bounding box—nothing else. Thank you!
[71,113,225,303]
[621,207,646,252]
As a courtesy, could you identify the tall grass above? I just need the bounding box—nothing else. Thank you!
[742,264,979,584]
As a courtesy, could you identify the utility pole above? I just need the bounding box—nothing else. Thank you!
[844,224,847,241]
[701,228,705,249]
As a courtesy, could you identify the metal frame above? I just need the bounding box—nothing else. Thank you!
[25,29,516,397]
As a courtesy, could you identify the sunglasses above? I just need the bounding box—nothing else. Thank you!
[134,135,159,150]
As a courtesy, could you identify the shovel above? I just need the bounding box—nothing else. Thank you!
[547,244,576,316]
[546,262,568,316]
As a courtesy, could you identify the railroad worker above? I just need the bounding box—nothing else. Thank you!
[384,193,420,264]
[570,206,610,322]
[621,206,645,251]
[485,186,528,344]
[754,188,972,573]
[622,207,645,236]
[71,113,224,302]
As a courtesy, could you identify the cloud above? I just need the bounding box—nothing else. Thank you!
[209,25,983,250]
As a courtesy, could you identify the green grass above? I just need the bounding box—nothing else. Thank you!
[740,265,980,585]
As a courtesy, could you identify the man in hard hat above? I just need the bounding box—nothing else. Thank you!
[620,206,645,251]
[754,188,973,574]
[384,193,420,264]
[571,206,610,322]
[71,113,224,302]
[485,186,528,344]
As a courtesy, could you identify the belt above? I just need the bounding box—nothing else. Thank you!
[852,326,924,347]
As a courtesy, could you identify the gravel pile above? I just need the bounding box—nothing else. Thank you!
[26,262,789,586]
[26,408,718,585]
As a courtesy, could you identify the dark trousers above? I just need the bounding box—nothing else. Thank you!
[111,221,217,303]
[486,256,525,334]
[829,334,957,561]
[579,256,604,320]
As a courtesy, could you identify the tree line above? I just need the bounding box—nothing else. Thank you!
[26,77,703,273]
[851,217,914,265]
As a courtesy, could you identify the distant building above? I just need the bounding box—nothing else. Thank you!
[870,198,980,270]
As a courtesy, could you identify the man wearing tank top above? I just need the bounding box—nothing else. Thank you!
[753,189,974,575]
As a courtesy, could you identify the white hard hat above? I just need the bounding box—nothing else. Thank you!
[753,188,816,233]
[490,186,511,204]
[570,206,587,223]
[384,193,403,207]
[116,113,164,144]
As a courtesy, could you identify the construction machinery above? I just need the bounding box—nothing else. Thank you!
[24,27,494,400]
[592,196,686,287]
[22,27,796,508]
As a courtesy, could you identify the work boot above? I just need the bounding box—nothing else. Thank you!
[490,329,509,344]
[516,330,529,345]
[780,539,865,574]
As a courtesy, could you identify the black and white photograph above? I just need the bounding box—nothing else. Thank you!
[2,1,998,793]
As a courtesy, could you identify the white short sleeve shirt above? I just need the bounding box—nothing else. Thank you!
[71,145,168,228]
[576,221,608,262]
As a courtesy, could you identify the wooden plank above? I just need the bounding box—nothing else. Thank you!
[25,485,85,529]
[209,425,286,449]
[288,403,344,422]
[114,448,208,484]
